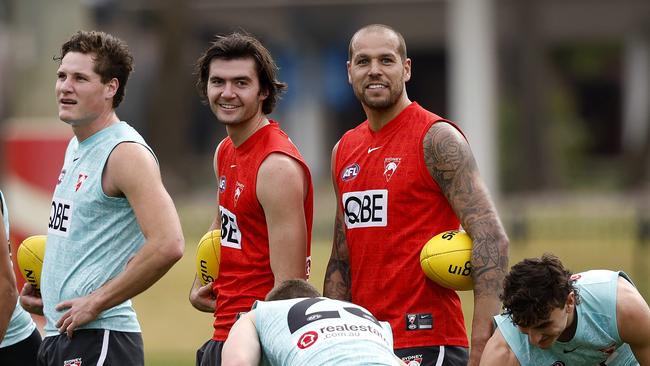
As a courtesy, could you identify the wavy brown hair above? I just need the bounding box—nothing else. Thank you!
[195,32,287,115]
[501,254,579,327]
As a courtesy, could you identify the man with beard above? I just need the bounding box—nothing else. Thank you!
[324,24,509,366]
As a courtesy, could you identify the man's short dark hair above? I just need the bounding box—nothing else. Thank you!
[195,32,287,115]
[265,280,321,301]
[501,253,579,328]
[56,30,134,108]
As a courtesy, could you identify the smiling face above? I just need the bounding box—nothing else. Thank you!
[55,52,117,126]
[347,28,411,110]
[206,57,267,127]
[517,293,576,349]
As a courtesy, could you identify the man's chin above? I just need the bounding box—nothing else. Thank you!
[60,118,77,126]
[59,117,88,127]
[363,99,393,110]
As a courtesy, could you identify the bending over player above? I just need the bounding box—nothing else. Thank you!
[222,280,406,366]
[481,254,650,365]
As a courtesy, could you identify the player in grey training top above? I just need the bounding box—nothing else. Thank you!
[481,254,650,366]
[222,280,406,366]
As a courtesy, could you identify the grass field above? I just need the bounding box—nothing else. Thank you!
[133,193,650,365]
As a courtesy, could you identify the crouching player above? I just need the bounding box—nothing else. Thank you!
[222,280,406,366]
[481,254,650,365]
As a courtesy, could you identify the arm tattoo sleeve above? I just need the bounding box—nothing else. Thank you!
[323,213,352,301]
[423,123,509,298]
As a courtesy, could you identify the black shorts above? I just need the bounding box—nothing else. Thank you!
[0,328,42,366]
[395,345,468,366]
[196,339,224,366]
[37,329,143,366]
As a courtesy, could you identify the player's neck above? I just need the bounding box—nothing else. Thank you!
[365,95,411,132]
[557,306,578,342]
[72,110,119,142]
[226,113,269,147]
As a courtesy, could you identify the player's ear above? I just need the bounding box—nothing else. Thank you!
[105,78,118,99]
[566,291,576,312]
[403,58,411,82]
[258,87,269,102]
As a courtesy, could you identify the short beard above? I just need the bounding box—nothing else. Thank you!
[355,83,404,111]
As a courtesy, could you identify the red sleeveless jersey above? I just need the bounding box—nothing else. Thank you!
[334,103,468,348]
[212,121,313,341]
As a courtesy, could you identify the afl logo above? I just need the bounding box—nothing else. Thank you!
[341,163,360,181]
[297,331,318,349]
[219,176,226,193]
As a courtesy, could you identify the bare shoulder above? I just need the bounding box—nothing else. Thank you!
[616,275,650,344]
[481,329,521,366]
[258,153,307,186]
[107,142,157,170]
[104,142,159,196]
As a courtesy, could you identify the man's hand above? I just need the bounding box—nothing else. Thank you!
[189,276,216,313]
[55,294,102,338]
[19,283,43,315]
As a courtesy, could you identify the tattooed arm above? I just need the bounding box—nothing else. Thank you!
[423,122,509,366]
[323,141,352,301]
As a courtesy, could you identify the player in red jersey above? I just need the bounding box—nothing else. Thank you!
[323,24,509,366]
[189,32,313,366]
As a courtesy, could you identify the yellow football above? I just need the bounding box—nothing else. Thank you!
[420,230,473,291]
[196,229,221,286]
[17,235,46,291]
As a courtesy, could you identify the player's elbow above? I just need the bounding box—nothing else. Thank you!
[164,236,185,263]
[155,235,184,266]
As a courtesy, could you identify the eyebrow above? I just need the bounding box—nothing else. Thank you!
[209,75,253,82]
[57,70,92,78]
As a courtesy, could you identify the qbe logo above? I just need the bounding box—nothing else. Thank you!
[48,197,73,238]
[342,190,387,229]
[219,206,242,249]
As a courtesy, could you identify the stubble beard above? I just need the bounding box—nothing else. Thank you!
[356,83,404,111]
